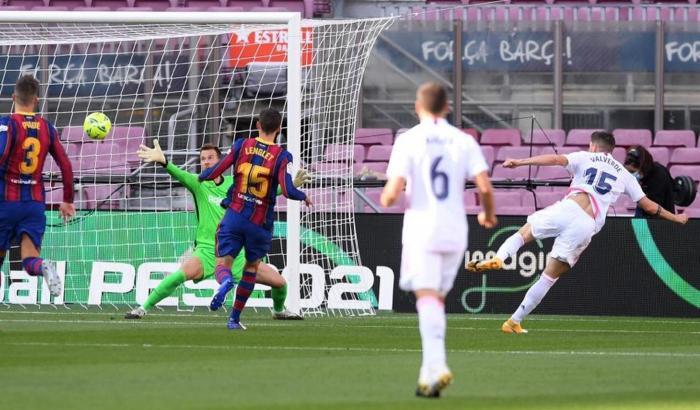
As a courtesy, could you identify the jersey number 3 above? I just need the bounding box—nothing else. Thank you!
[237,163,270,198]
[584,167,617,195]
[20,137,41,174]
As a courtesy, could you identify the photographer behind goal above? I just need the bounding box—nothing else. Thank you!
[624,145,675,217]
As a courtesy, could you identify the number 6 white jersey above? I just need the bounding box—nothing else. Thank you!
[564,151,646,233]
[387,118,488,252]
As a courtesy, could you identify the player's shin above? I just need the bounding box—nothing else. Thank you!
[511,273,558,324]
[416,295,447,372]
[229,270,257,324]
[142,270,186,311]
[496,232,525,262]
[21,257,44,276]
[271,283,288,313]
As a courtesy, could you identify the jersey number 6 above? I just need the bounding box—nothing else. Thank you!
[431,156,449,200]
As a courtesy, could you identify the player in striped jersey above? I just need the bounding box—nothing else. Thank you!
[200,108,311,330]
[0,75,75,297]
[125,142,310,320]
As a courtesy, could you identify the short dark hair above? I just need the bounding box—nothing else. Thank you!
[14,74,40,106]
[257,109,282,134]
[625,145,653,175]
[199,143,222,158]
[417,82,448,115]
[590,131,615,152]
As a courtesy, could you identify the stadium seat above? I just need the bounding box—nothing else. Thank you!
[82,184,128,210]
[312,162,350,177]
[481,129,521,147]
[463,189,477,207]
[523,128,566,146]
[534,191,563,208]
[612,147,626,164]
[324,144,365,163]
[653,130,696,148]
[536,166,571,180]
[354,161,388,176]
[550,146,582,156]
[492,166,533,180]
[670,165,700,182]
[206,6,245,11]
[480,146,495,170]
[612,129,653,148]
[566,129,604,146]
[669,148,700,165]
[31,5,68,10]
[110,126,145,161]
[496,146,540,163]
[0,5,28,10]
[304,188,352,213]
[648,147,670,167]
[463,128,480,141]
[356,128,393,146]
[67,142,129,174]
[365,145,393,162]
[682,208,700,218]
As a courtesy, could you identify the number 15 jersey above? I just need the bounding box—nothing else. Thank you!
[564,151,645,233]
[387,118,488,252]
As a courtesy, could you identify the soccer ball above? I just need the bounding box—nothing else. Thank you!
[83,112,111,140]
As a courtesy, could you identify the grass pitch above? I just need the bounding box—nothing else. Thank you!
[1,308,698,410]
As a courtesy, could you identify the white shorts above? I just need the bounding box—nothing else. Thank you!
[527,199,596,267]
[399,243,465,296]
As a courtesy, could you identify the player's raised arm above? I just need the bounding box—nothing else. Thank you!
[137,139,200,191]
[503,154,568,168]
[48,124,75,221]
[637,197,688,224]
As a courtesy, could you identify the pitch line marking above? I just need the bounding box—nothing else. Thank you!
[2,341,700,359]
[2,309,698,325]
[1,318,699,335]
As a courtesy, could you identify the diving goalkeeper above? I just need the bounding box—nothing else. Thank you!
[125,140,309,320]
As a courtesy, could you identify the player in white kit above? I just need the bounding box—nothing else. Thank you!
[467,131,688,334]
[381,82,498,398]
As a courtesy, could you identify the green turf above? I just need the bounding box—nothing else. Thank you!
[1,309,698,410]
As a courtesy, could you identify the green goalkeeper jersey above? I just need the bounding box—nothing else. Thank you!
[165,162,232,250]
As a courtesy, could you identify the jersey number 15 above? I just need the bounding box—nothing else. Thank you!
[584,167,617,195]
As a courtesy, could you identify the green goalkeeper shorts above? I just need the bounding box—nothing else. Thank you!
[192,246,246,284]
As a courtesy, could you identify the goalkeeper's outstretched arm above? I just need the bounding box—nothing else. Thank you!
[137,139,198,191]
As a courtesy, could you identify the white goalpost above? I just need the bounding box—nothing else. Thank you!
[0,11,394,316]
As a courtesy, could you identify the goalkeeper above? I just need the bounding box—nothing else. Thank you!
[125,140,309,320]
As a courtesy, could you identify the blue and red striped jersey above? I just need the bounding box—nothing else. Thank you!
[0,112,73,203]
[199,137,306,231]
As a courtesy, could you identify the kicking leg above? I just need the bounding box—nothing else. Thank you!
[468,224,535,272]
[20,234,61,297]
[256,264,302,320]
[126,256,203,319]
[502,257,569,334]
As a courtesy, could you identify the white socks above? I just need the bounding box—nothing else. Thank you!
[511,273,558,324]
[416,296,447,374]
[496,232,525,262]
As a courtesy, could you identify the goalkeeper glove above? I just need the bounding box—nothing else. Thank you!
[293,168,312,188]
[137,139,166,165]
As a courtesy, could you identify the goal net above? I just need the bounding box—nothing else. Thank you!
[0,12,394,316]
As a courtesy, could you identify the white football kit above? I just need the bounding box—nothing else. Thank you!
[528,151,646,266]
[387,118,488,294]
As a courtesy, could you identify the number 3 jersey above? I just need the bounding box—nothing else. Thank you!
[564,151,645,233]
[199,137,306,232]
[387,118,489,252]
[0,113,73,203]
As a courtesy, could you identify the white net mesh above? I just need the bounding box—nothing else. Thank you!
[0,15,395,316]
